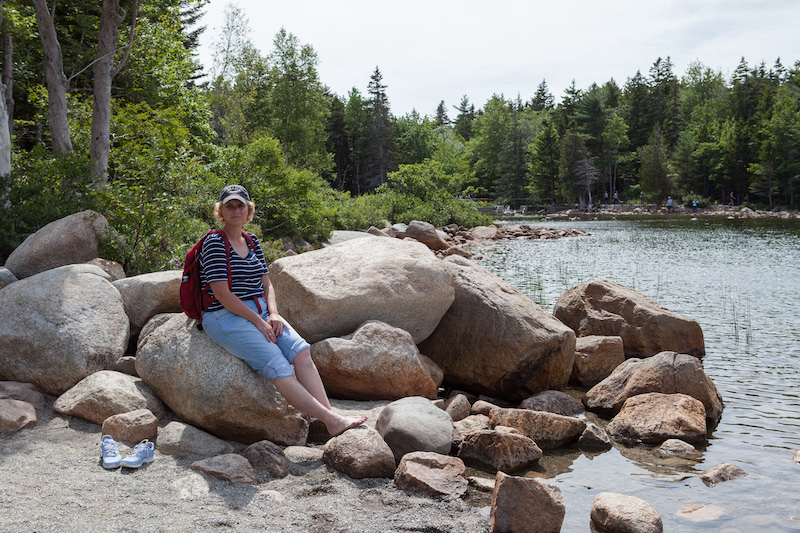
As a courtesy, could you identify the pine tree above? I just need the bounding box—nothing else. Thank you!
[531,79,554,111]
[365,66,395,188]
[453,95,475,141]
[435,100,449,127]
[527,118,561,204]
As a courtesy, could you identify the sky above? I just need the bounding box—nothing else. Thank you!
[194,0,800,117]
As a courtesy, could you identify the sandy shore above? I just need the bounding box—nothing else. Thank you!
[0,397,491,533]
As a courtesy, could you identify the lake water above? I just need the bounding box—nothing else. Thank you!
[472,215,800,532]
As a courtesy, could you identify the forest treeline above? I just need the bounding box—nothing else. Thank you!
[1,0,798,274]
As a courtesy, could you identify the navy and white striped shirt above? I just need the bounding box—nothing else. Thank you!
[199,231,268,312]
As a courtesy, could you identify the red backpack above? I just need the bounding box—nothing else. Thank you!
[179,229,256,326]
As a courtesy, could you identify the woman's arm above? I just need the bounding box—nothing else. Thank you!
[209,280,278,343]
[262,273,284,337]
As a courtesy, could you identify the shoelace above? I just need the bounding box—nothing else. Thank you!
[130,441,149,455]
[101,440,118,457]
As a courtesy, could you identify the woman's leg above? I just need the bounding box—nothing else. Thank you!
[292,349,332,410]
[271,374,366,436]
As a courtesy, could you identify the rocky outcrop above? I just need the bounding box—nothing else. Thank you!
[376,396,453,462]
[490,407,586,449]
[0,264,129,395]
[394,451,467,498]
[571,335,625,387]
[135,314,308,445]
[590,492,663,533]
[418,255,575,401]
[113,271,182,336]
[606,393,707,444]
[322,425,396,479]
[583,351,724,422]
[53,370,166,425]
[490,472,565,533]
[553,278,705,358]
[4,210,110,279]
[310,321,438,400]
[269,237,454,344]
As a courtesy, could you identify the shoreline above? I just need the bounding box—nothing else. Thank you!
[498,204,800,220]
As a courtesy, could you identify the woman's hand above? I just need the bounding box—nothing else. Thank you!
[267,313,284,338]
[257,318,278,343]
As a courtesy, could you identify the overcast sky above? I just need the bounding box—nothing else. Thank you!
[194,0,800,117]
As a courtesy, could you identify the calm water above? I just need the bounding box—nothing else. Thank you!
[473,216,800,532]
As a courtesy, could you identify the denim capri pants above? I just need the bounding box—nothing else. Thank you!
[201,296,310,380]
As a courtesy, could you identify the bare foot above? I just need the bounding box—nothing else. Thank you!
[327,415,368,436]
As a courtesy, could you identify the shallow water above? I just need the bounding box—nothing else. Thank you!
[473,216,800,531]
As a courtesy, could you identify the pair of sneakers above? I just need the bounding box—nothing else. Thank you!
[101,435,155,469]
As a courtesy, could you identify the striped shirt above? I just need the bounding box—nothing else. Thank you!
[199,231,268,312]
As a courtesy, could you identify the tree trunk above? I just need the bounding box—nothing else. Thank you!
[31,0,72,154]
[0,2,11,174]
[3,31,13,139]
[90,0,127,182]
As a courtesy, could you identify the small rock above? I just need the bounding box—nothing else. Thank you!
[101,409,158,444]
[445,394,471,422]
[698,463,746,485]
[0,381,45,409]
[578,423,613,451]
[468,476,495,492]
[322,425,396,479]
[676,503,726,523]
[284,446,324,463]
[394,451,467,498]
[471,400,500,416]
[458,429,542,472]
[241,440,291,478]
[158,421,234,456]
[113,356,138,377]
[656,439,699,458]
[0,399,37,433]
[191,454,258,485]
[591,492,663,533]
[519,390,583,416]
[172,473,210,500]
[490,471,565,533]
[452,415,491,449]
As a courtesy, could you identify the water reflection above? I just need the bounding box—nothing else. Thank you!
[473,216,800,532]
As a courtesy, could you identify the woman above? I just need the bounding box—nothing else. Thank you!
[199,185,366,436]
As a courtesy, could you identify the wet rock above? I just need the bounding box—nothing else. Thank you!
[0,264,129,395]
[136,314,308,445]
[419,255,575,401]
[376,396,453,462]
[458,429,542,472]
[676,503,727,523]
[241,440,291,478]
[519,390,584,416]
[323,425,396,479]
[490,471,565,533]
[445,393,471,422]
[0,399,37,433]
[310,321,438,400]
[698,463,747,485]
[583,351,724,423]
[269,237,454,344]
[158,421,235,456]
[394,451,467,498]
[53,370,166,425]
[101,408,158,444]
[0,381,45,409]
[571,335,625,387]
[554,278,705,358]
[191,454,258,485]
[4,210,110,279]
[590,492,663,533]
[113,271,182,336]
[490,407,586,449]
[578,423,613,451]
[656,439,699,459]
[606,393,707,444]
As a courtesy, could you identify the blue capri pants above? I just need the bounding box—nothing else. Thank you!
[201,296,311,380]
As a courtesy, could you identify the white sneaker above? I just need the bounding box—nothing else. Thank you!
[100,435,122,469]
[120,439,155,468]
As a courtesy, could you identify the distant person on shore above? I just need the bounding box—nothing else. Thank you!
[666,196,674,212]
[198,185,367,437]
[692,199,698,212]
[729,191,735,206]
[640,191,644,204]
[613,191,619,204]
[604,191,609,203]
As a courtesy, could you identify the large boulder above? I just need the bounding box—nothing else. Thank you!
[418,256,575,401]
[53,370,166,424]
[458,428,542,472]
[583,351,724,422]
[4,210,110,279]
[490,408,586,449]
[322,425,396,479]
[606,393,707,444]
[376,396,453,462]
[404,220,451,250]
[571,335,625,387]
[310,321,438,400]
[490,472,565,533]
[0,264,129,394]
[553,278,705,358]
[394,451,468,498]
[112,271,182,336]
[135,314,308,445]
[269,238,454,344]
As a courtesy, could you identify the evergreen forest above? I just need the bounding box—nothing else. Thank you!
[1,0,798,274]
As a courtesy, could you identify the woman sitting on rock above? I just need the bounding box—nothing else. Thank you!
[199,184,366,436]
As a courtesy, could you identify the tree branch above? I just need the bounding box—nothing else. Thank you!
[112,0,138,78]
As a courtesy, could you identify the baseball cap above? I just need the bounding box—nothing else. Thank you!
[219,185,250,204]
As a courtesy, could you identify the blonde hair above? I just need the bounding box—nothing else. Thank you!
[214,200,256,224]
